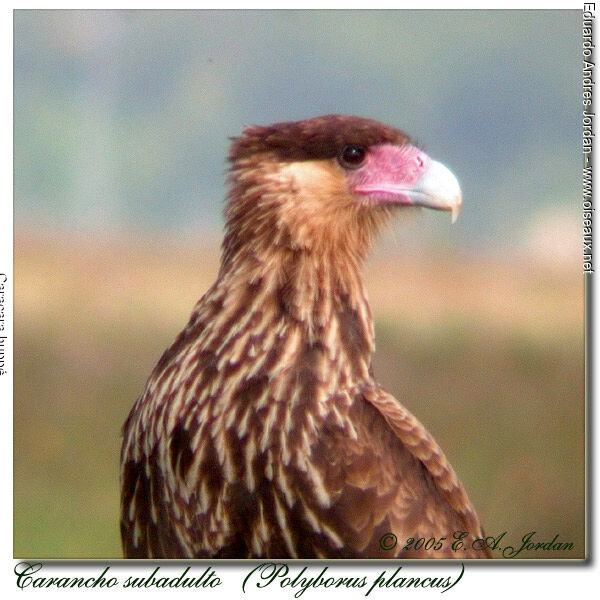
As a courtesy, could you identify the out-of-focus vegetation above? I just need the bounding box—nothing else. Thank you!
[14,231,584,559]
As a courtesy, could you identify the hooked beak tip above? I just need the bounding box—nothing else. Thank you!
[414,159,462,222]
[451,204,461,224]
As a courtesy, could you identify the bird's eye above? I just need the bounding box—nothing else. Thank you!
[339,145,367,169]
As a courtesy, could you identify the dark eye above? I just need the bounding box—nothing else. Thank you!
[338,145,367,169]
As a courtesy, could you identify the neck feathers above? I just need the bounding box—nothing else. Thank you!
[190,153,384,407]
[204,245,375,388]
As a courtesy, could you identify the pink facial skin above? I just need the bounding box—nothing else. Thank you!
[347,144,431,205]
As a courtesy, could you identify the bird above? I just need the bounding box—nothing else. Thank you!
[120,114,492,559]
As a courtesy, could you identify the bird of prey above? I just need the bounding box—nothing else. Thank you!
[120,115,492,559]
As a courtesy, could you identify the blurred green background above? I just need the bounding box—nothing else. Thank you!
[13,10,584,559]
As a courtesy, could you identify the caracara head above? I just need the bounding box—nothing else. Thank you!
[223,115,462,264]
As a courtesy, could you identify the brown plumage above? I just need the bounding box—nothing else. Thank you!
[120,115,492,559]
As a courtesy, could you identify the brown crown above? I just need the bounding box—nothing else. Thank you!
[228,114,410,163]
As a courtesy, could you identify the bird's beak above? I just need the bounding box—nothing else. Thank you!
[353,155,463,223]
[404,160,463,223]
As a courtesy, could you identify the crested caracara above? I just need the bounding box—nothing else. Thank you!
[120,115,492,559]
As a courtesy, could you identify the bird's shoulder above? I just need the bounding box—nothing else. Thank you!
[307,386,490,557]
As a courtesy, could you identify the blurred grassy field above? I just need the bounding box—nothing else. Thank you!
[14,230,585,559]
